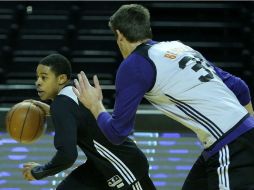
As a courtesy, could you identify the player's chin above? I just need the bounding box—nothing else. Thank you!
[39,97,46,101]
[38,93,47,101]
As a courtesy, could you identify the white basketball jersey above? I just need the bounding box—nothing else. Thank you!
[144,41,248,148]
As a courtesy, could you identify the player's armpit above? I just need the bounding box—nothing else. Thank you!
[244,101,254,115]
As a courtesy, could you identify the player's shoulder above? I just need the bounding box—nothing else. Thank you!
[151,40,193,55]
[52,86,79,109]
[118,53,145,75]
[57,86,78,104]
[121,44,154,69]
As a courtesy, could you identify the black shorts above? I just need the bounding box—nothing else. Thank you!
[182,128,254,190]
[56,160,157,190]
[56,160,109,190]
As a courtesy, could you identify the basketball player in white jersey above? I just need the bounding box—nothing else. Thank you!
[73,4,254,190]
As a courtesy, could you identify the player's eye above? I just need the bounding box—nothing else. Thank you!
[41,76,47,81]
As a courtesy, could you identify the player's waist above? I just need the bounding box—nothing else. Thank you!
[202,113,254,160]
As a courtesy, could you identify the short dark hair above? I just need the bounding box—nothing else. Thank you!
[109,4,152,42]
[39,53,72,79]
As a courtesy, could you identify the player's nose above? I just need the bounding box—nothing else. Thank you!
[35,79,41,87]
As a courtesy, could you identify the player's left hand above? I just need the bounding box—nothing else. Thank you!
[73,71,103,111]
[22,162,39,181]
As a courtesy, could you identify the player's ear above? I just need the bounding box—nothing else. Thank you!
[58,74,68,85]
[116,30,124,41]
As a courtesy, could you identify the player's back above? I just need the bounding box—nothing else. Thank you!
[139,41,248,148]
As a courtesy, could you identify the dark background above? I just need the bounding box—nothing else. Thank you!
[0,1,253,108]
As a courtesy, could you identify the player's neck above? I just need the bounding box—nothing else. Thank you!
[51,81,70,100]
[123,39,150,59]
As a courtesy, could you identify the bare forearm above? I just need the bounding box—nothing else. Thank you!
[90,101,107,119]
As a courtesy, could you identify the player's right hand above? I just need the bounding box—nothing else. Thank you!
[23,99,50,116]
[22,162,40,181]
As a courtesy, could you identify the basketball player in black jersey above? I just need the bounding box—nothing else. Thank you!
[22,54,156,190]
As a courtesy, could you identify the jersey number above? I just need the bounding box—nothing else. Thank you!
[178,55,214,82]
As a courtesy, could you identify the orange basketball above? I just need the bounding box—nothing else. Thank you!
[5,101,46,144]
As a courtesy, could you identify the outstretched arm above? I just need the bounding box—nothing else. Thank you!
[23,99,50,116]
[73,54,155,144]
[23,97,78,180]
[73,72,105,119]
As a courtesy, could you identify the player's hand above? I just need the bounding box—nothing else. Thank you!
[22,162,39,181]
[73,71,103,112]
[23,99,50,116]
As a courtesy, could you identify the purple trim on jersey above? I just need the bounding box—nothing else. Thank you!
[202,114,254,160]
[213,65,251,106]
[97,42,156,144]
[165,93,223,139]
[146,39,158,45]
